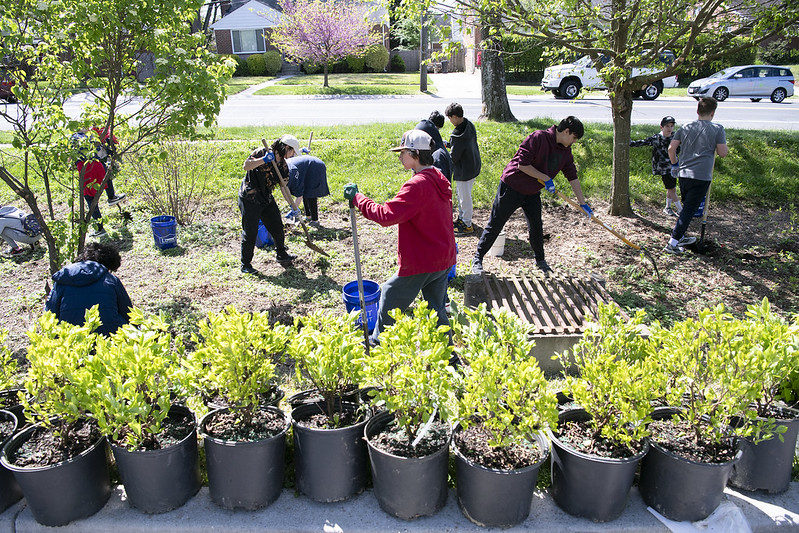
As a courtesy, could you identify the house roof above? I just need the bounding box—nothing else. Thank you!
[210,0,281,30]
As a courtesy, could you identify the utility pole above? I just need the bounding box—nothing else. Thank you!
[420,9,428,92]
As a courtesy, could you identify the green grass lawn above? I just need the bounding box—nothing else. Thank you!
[254,73,435,95]
[224,76,277,95]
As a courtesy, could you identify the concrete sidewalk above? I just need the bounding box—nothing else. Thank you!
[3,483,799,532]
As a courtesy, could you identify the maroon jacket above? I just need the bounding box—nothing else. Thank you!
[501,126,578,195]
[354,167,456,277]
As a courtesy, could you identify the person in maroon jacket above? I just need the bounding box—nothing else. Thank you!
[471,116,592,275]
[344,129,456,344]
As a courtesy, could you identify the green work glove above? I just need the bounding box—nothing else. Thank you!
[344,183,359,201]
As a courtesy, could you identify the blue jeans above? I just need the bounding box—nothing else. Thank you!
[672,178,711,241]
[370,268,450,344]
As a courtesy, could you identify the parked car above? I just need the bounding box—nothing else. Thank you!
[0,76,17,103]
[541,51,678,100]
[687,65,794,103]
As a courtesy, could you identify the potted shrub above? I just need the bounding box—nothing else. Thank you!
[0,408,21,512]
[551,304,663,522]
[0,328,25,422]
[727,298,799,493]
[0,309,111,526]
[451,304,558,528]
[359,302,457,520]
[85,309,200,514]
[286,310,370,502]
[181,305,292,510]
[640,304,758,521]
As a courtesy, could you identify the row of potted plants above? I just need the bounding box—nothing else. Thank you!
[0,297,797,528]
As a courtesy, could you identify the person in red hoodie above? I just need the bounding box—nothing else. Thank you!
[344,129,456,344]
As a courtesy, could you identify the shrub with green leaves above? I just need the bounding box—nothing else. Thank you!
[0,328,20,391]
[85,309,183,450]
[263,50,282,76]
[22,309,100,433]
[346,54,365,73]
[181,306,288,425]
[650,303,775,450]
[247,53,267,76]
[363,44,389,72]
[453,304,558,450]
[390,53,405,73]
[555,304,664,451]
[287,310,365,422]
[358,301,456,445]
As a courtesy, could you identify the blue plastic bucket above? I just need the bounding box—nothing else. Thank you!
[342,280,380,333]
[255,221,274,249]
[150,216,177,250]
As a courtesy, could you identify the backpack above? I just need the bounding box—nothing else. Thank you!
[22,214,42,237]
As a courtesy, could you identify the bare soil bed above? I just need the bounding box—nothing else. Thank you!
[1,197,797,358]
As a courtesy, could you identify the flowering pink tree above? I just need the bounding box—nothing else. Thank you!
[272,0,376,87]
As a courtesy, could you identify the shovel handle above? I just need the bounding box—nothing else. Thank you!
[261,138,314,241]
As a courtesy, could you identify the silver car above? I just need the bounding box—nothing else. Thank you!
[687,65,794,103]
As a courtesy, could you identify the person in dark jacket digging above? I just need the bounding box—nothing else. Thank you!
[45,242,132,335]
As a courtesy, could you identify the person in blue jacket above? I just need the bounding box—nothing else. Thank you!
[286,155,330,228]
[45,242,132,335]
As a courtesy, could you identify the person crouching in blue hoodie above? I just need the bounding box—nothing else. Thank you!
[45,242,132,335]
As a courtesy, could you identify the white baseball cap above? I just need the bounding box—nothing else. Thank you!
[279,134,301,154]
[390,130,433,152]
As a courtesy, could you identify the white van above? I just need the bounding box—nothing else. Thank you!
[541,52,678,100]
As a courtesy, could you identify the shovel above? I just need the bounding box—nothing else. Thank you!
[537,178,660,279]
[260,139,328,257]
[349,198,371,355]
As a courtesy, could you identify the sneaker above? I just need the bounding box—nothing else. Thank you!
[276,251,297,263]
[663,206,678,217]
[471,257,484,275]
[9,247,23,256]
[678,236,696,246]
[536,259,553,273]
[108,194,127,206]
[663,243,685,255]
[308,220,321,228]
[90,228,107,238]
[454,219,474,234]
[241,263,258,274]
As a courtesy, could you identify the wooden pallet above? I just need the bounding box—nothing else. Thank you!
[468,271,627,335]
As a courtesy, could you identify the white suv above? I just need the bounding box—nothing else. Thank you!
[541,52,678,100]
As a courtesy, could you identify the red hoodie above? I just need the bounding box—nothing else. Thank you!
[354,167,456,277]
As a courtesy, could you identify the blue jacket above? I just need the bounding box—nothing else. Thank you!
[286,156,330,199]
[45,260,132,335]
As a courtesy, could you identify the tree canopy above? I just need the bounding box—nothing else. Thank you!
[271,0,378,87]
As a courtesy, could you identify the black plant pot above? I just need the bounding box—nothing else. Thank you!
[287,387,360,411]
[111,404,200,514]
[364,410,449,520]
[453,426,549,528]
[0,419,111,526]
[639,408,742,522]
[0,410,22,512]
[292,401,369,502]
[0,389,27,425]
[728,406,799,493]
[548,408,648,522]
[200,406,290,510]
[206,388,284,411]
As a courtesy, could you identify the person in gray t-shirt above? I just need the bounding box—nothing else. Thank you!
[664,97,728,254]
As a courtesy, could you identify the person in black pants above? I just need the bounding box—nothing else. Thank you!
[239,135,299,274]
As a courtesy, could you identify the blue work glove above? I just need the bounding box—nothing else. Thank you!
[670,163,679,178]
[301,147,310,154]
[544,178,556,194]
[285,208,301,220]
[580,203,594,218]
[262,152,275,165]
[344,183,359,201]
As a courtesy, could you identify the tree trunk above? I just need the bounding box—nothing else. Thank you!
[323,63,329,88]
[478,17,515,122]
[608,86,635,216]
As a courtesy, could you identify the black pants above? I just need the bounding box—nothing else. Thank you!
[239,195,286,266]
[303,197,318,221]
[672,178,711,241]
[475,181,545,262]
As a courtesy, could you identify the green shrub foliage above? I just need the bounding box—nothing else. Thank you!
[364,44,389,72]
[390,53,405,73]
[246,53,267,76]
[263,50,282,76]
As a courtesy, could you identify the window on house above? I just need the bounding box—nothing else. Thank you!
[232,30,266,54]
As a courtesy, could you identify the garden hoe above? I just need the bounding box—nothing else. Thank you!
[349,198,371,355]
[536,178,661,279]
[261,139,328,257]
